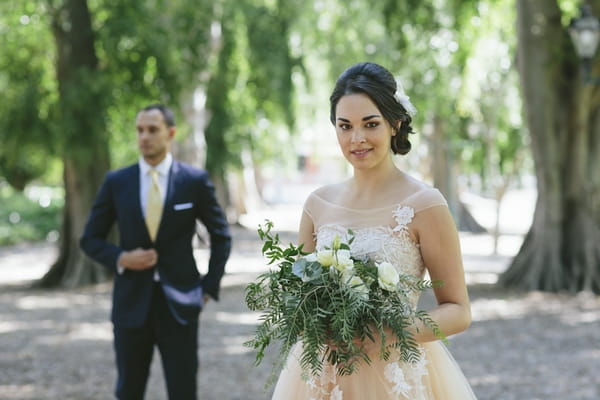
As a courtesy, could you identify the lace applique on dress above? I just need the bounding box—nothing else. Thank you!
[384,363,411,396]
[383,349,430,399]
[392,205,415,232]
[305,363,342,400]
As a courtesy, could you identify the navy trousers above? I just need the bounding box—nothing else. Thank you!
[113,283,199,400]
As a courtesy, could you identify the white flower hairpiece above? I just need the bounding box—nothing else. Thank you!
[393,80,417,116]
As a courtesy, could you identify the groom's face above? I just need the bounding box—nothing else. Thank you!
[136,109,175,165]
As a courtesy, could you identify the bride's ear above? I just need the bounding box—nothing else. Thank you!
[392,121,401,136]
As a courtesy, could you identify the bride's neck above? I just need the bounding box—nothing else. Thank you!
[350,161,402,195]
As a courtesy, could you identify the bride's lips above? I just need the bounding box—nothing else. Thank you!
[350,148,372,158]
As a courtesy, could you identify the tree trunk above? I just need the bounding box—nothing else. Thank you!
[37,0,111,288]
[499,0,600,293]
[430,114,486,233]
[431,115,458,215]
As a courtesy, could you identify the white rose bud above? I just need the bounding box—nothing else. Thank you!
[377,262,399,291]
[316,249,335,267]
[333,249,354,272]
[332,234,341,250]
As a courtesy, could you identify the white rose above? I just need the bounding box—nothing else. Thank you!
[316,249,335,267]
[347,276,369,300]
[378,262,399,291]
[333,249,354,272]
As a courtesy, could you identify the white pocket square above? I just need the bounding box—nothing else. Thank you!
[174,202,193,211]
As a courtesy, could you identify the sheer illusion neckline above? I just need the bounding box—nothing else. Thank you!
[311,189,428,212]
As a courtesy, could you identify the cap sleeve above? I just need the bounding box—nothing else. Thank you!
[402,187,448,214]
[302,191,321,225]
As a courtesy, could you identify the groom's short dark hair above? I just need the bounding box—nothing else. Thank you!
[141,104,176,127]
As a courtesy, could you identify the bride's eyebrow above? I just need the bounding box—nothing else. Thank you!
[337,114,381,123]
[362,115,380,121]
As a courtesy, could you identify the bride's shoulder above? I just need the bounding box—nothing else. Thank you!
[306,182,348,204]
[303,182,349,220]
[398,174,447,212]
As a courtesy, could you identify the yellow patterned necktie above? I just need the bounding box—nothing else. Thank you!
[145,169,163,241]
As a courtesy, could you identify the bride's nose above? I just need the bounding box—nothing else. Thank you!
[351,129,366,144]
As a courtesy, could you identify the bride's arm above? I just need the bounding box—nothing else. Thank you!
[411,205,472,342]
[298,210,316,253]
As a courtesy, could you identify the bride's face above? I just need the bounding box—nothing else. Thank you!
[334,93,396,170]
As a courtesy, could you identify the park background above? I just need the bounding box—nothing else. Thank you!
[1,0,599,399]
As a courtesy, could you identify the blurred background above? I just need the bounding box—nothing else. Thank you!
[2,0,599,293]
[1,0,599,399]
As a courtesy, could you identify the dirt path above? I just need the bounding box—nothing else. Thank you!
[0,226,598,399]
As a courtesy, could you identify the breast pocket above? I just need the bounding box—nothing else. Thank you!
[173,202,194,211]
[169,201,196,230]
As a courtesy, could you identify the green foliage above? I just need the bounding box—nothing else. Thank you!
[245,1,297,127]
[0,183,62,246]
[90,0,215,167]
[204,0,303,180]
[0,0,531,211]
[245,221,445,380]
[91,0,213,104]
[0,0,215,188]
[379,0,531,192]
[453,0,530,190]
[305,0,398,81]
[0,2,57,189]
[381,0,470,115]
[204,12,239,178]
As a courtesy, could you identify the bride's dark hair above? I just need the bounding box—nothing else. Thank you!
[329,62,415,155]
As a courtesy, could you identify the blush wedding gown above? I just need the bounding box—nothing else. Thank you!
[270,182,477,400]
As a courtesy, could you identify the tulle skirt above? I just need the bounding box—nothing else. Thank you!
[271,340,477,400]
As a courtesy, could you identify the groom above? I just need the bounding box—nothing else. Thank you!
[80,104,231,399]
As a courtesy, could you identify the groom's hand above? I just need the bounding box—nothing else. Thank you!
[118,248,158,270]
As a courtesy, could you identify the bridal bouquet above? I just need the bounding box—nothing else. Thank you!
[245,221,445,378]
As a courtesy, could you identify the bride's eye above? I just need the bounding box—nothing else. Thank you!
[365,122,379,128]
[338,123,352,130]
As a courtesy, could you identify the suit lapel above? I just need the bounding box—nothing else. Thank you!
[127,164,149,240]
[131,164,143,220]
[156,161,179,240]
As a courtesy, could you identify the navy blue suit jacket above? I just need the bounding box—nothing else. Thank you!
[80,160,231,328]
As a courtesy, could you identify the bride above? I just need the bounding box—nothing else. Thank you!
[270,62,477,399]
